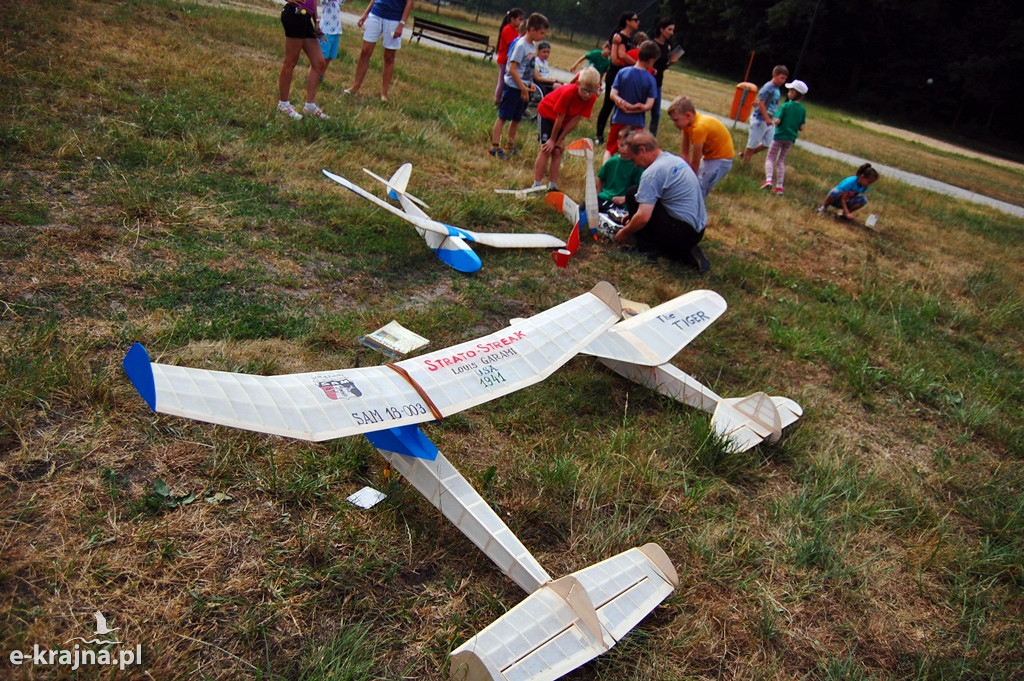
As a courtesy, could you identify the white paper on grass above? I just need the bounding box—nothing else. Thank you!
[347,486,387,509]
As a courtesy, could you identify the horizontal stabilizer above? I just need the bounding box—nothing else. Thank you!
[449,544,677,681]
[583,290,727,366]
[712,393,803,451]
[323,169,450,238]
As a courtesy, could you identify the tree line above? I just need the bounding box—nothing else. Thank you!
[667,0,1024,152]
[466,0,1023,153]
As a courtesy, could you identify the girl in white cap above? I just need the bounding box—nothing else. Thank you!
[762,79,808,195]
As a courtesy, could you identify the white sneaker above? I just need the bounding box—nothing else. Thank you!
[277,101,302,120]
[303,103,329,119]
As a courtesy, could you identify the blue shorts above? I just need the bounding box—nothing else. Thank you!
[320,33,341,59]
[498,84,528,122]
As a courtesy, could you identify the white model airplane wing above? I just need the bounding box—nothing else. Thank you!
[123,283,622,442]
[545,191,580,227]
[456,230,565,249]
[582,290,727,366]
[494,185,547,200]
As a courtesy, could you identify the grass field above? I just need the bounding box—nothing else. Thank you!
[2,1,1023,679]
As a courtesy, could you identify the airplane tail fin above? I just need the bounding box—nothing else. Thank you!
[711,392,803,452]
[449,543,677,681]
[385,163,411,198]
[362,165,430,209]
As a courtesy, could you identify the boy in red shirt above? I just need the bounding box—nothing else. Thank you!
[531,67,601,191]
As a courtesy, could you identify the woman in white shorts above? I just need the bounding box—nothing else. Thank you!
[345,0,414,101]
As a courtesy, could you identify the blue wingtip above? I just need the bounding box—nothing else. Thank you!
[122,343,156,411]
[364,425,439,460]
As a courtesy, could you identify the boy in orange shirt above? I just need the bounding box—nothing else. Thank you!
[667,95,735,197]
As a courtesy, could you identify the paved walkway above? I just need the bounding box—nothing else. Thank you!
[276,4,1024,220]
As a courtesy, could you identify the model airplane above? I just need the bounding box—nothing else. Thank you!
[122,283,681,681]
[584,290,802,451]
[493,184,548,200]
[324,165,566,274]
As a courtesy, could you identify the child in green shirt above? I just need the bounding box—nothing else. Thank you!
[762,80,808,196]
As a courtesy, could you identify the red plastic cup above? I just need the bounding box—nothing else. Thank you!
[552,248,572,268]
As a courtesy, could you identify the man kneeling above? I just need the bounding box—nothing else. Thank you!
[613,131,710,273]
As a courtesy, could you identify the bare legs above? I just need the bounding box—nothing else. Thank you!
[533,146,564,185]
[279,37,326,103]
[347,42,398,99]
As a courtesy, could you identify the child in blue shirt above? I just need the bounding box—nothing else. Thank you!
[817,163,880,220]
[489,13,548,160]
[604,40,658,161]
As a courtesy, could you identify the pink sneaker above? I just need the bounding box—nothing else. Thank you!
[277,101,302,120]
[303,103,329,119]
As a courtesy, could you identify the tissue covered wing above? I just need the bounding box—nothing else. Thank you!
[582,290,727,366]
[123,283,621,441]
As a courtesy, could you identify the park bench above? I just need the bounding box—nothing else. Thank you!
[410,16,495,60]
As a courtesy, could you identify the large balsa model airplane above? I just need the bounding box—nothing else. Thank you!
[123,283,685,681]
[324,165,566,274]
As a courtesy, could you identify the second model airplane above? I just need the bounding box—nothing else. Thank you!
[324,165,566,274]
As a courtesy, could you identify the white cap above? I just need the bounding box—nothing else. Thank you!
[786,79,808,95]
